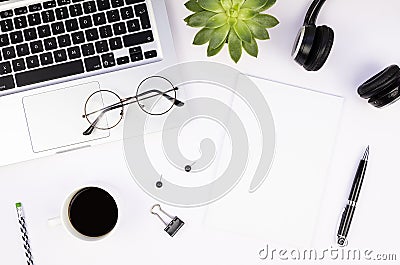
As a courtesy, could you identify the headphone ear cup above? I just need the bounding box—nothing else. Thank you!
[292,25,317,66]
[303,25,334,71]
[368,86,400,108]
[357,65,400,99]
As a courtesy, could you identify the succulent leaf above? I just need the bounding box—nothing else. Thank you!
[206,13,228,28]
[258,0,276,11]
[241,0,268,10]
[228,30,242,63]
[233,19,252,43]
[184,0,204,12]
[193,27,214,45]
[245,20,270,39]
[207,41,225,56]
[220,0,232,11]
[209,23,231,49]
[184,14,193,23]
[253,14,279,28]
[238,8,257,20]
[228,17,237,26]
[232,0,245,9]
[187,11,216,27]
[243,36,258,57]
[198,0,225,13]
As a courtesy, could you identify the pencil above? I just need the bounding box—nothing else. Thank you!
[16,202,34,265]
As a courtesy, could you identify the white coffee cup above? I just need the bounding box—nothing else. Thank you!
[48,184,120,241]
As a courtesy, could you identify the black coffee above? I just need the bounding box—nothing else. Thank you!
[68,187,118,237]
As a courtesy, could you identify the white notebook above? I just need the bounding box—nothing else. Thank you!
[205,76,344,248]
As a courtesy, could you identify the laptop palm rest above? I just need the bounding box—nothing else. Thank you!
[22,82,110,153]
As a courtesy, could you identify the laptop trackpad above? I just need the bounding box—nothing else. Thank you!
[23,82,110,153]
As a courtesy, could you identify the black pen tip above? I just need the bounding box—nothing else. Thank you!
[362,146,369,161]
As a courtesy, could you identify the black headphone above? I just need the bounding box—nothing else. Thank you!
[292,0,400,108]
[291,0,334,72]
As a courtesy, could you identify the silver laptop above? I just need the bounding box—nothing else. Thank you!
[0,0,177,166]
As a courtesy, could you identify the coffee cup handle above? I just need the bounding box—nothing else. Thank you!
[48,216,62,227]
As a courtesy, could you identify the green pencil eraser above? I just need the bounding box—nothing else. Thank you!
[16,202,22,207]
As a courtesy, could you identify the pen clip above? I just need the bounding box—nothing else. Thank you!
[335,207,348,247]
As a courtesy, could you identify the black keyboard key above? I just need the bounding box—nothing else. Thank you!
[14,16,28,29]
[16,43,30,56]
[29,4,43,12]
[0,19,14,32]
[81,43,95,56]
[67,46,81,59]
[85,28,99,41]
[111,0,124,8]
[44,37,58,50]
[12,58,26,72]
[97,0,111,11]
[71,31,85,44]
[0,61,12,75]
[135,4,150,29]
[26,55,40,68]
[84,56,101,71]
[65,18,79,31]
[130,51,142,62]
[10,31,23,44]
[69,4,83,17]
[0,10,13,19]
[0,34,10,47]
[23,28,38,41]
[126,19,140,32]
[0,75,15,91]
[55,7,69,20]
[43,0,57,9]
[28,13,42,26]
[79,16,92,29]
[15,60,84,87]
[116,56,129,65]
[42,10,55,23]
[123,30,153,47]
[106,9,120,23]
[3,47,16,60]
[30,40,44,53]
[101,52,115,68]
[144,50,157,59]
[38,25,51,38]
[58,34,71,47]
[113,22,126,35]
[126,0,145,4]
[57,0,71,6]
[93,13,106,26]
[120,6,134,20]
[99,25,112,38]
[129,46,141,54]
[53,49,67,62]
[109,37,122,50]
[51,22,65,35]
[83,1,97,14]
[14,7,28,15]
[95,40,109,53]
[40,52,54,65]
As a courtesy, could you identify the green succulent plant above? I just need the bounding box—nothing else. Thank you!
[184,0,279,63]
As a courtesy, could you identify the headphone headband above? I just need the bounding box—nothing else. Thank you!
[304,0,327,25]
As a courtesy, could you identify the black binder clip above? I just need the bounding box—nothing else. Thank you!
[151,204,184,237]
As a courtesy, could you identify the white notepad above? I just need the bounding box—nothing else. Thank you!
[205,76,344,248]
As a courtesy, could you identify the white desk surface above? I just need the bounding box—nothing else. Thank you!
[1,0,400,264]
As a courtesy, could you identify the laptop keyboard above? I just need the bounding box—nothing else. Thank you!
[0,0,161,92]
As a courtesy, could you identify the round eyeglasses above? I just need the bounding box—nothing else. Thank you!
[82,76,184,136]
